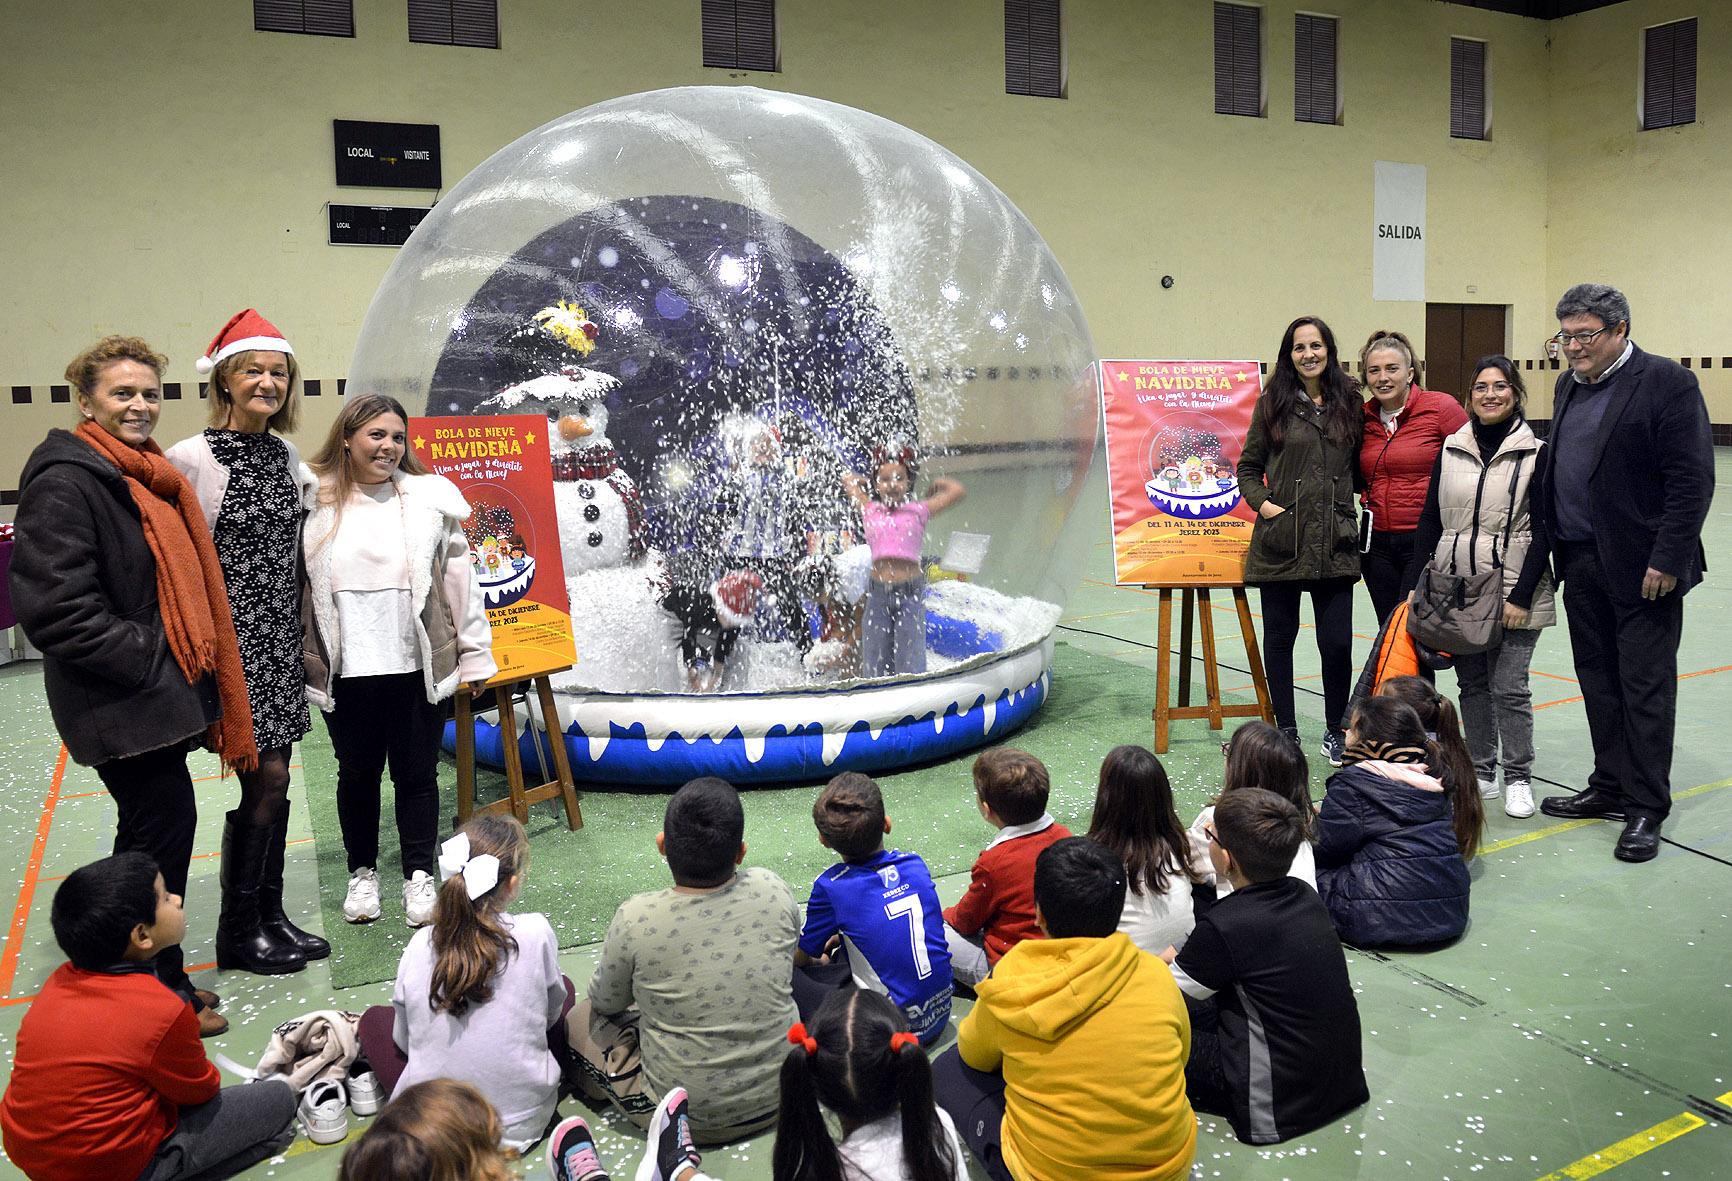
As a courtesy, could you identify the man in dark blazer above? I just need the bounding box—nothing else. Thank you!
[1536,283,1714,862]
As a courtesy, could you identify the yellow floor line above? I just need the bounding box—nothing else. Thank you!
[1533,1090,1732,1180]
[1481,776,1732,857]
[1480,818,1602,855]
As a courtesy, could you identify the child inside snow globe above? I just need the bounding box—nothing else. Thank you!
[842,445,965,677]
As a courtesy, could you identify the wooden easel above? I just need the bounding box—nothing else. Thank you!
[1151,586,1273,753]
[454,672,583,831]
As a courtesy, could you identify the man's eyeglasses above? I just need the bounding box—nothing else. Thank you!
[1551,326,1614,347]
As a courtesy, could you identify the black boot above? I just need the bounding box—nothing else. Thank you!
[259,801,332,960]
[216,810,307,975]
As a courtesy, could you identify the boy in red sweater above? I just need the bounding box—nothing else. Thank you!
[942,748,1071,985]
[1,853,297,1181]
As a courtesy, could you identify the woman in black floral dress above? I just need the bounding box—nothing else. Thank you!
[167,309,328,975]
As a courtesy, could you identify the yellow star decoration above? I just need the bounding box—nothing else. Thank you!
[413,435,427,451]
[1117,371,1130,382]
[524,431,537,446]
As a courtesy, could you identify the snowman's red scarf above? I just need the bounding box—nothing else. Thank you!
[552,445,646,561]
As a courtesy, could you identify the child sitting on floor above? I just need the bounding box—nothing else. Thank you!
[942,747,1072,986]
[934,837,1195,1181]
[356,814,572,1152]
[1166,788,1369,1144]
[1085,744,1209,954]
[1379,675,1486,856]
[1,853,297,1181]
[571,776,801,1145]
[1189,720,1316,899]
[793,772,955,1044]
[1314,696,1473,947]
[775,989,968,1181]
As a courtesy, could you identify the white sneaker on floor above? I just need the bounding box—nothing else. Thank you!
[403,870,438,927]
[343,868,381,923]
[299,1078,349,1144]
[1504,779,1536,818]
[347,1069,382,1115]
[1478,777,1501,801]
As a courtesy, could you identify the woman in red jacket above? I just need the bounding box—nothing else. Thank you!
[1356,331,1467,623]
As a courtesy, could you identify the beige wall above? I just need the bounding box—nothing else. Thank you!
[0,0,1724,503]
[1544,0,1730,419]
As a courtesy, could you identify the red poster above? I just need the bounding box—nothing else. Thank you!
[1098,360,1262,586]
[410,414,576,683]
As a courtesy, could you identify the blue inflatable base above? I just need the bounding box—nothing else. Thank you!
[443,672,1049,788]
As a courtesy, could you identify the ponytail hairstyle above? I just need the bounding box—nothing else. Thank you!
[1378,676,1485,858]
[772,990,958,1181]
[1086,744,1202,896]
[428,814,528,1017]
[337,1079,512,1181]
[1220,721,1314,834]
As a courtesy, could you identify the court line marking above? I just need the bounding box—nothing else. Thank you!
[0,746,68,1000]
[1534,1089,1732,1180]
[1477,777,1732,858]
[1535,663,1732,711]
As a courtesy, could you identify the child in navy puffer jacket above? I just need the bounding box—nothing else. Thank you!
[1314,696,1471,947]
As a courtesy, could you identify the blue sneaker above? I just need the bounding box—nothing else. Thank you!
[1322,728,1346,767]
[547,1115,610,1181]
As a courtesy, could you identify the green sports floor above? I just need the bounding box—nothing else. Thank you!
[1,457,1727,1181]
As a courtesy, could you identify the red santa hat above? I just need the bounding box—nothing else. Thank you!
[195,308,294,376]
[712,570,764,630]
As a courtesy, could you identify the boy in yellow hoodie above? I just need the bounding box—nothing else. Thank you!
[931,837,1196,1181]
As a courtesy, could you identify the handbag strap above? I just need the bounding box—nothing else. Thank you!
[1493,451,1526,568]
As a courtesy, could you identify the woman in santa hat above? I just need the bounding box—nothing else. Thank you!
[164,310,326,976]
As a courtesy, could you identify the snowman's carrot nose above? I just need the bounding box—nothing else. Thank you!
[558,415,593,441]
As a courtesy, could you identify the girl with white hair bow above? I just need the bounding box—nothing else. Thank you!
[353,815,580,1151]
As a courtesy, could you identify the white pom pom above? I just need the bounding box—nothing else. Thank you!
[195,355,215,375]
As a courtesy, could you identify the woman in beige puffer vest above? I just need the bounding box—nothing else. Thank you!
[1403,357,1555,821]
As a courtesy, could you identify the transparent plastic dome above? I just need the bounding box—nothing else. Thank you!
[350,86,1098,697]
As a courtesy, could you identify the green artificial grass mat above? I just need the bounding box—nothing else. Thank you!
[305,639,1266,988]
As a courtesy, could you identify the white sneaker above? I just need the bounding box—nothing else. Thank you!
[403,870,438,928]
[299,1078,349,1144]
[347,1069,382,1116]
[1477,777,1501,801]
[343,868,381,923]
[1504,779,1536,819]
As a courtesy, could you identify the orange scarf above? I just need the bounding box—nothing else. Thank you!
[75,422,258,772]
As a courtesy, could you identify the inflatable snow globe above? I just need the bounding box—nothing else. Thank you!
[348,86,1099,784]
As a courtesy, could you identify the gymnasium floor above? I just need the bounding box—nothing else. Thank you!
[0,457,1727,1180]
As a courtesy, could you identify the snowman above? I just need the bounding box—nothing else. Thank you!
[478,304,678,692]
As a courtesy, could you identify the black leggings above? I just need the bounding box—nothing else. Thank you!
[235,745,293,829]
[1360,530,1419,626]
[324,672,444,878]
[97,743,199,1005]
[1259,577,1357,732]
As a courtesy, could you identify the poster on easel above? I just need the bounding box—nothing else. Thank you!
[1097,359,1263,586]
[410,414,576,682]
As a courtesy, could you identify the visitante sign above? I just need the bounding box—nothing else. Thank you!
[333,119,441,189]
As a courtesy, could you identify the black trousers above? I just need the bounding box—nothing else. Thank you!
[1182,994,1234,1124]
[1258,578,1357,732]
[930,1048,1016,1181]
[1558,542,1684,821]
[1360,531,1419,626]
[324,672,444,878]
[97,742,199,1005]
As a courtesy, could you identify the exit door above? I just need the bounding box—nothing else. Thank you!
[1424,304,1507,401]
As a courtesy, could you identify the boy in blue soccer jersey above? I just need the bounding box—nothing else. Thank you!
[793,772,955,1044]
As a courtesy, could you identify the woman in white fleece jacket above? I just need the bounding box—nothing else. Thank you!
[302,394,496,929]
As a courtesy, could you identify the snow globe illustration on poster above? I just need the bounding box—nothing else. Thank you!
[347,87,1099,784]
[1144,420,1241,520]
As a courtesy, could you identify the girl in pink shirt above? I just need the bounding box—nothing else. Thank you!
[843,448,964,676]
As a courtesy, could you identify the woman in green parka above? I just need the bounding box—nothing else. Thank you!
[1235,316,1365,765]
